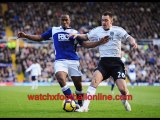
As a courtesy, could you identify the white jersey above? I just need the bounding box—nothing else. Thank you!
[26,63,42,76]
[128,64,136,73]
[87,26,130,57]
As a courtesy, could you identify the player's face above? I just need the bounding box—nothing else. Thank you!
[60,15,71,28]
[101,15,113,30]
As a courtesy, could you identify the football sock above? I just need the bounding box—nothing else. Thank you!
[120,93,129,105]
[75,90,84,106]
[121,99,126,104]
[32,81,35,89]
[111,83,115,91]
[83,85,96,108]
[35,80,38,89]
[61,85,74,100]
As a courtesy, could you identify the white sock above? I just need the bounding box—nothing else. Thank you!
[61,85,69,91]
[83,86,96,109]
[121,99,126,104]
[75,90,83,94]
[35,80,38,89]
[32,81,35,89]
[121,94,128,105]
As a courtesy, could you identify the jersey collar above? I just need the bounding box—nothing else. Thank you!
[60,26,71,30]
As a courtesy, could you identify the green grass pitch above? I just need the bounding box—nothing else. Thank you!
[0,85,160,118]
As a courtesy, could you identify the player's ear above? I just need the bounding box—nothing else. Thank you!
[110,18,113,24]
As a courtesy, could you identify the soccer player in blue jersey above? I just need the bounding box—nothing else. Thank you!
[17,13,109,109]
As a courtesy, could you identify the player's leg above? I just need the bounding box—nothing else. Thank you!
[56,70,80,110]
[71,76,84,107]
[112,59,131,112]
[131,73,136,88]
[54,60,80,110]
[75,59,110,112]
[111,82,115,91]
[75,70,103,112]
[111,83,115,94]
[31,76,36,90]
[131,80,134,88]
[54,61,74,100]
[55,71,76,99]
[35,76,38,89]
[68,60,84,107]
[115,79,131,111]
[110,78,115,94]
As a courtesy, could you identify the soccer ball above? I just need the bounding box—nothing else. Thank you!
[62,99,76,112]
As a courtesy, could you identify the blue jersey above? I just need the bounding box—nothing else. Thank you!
[41,26,83,60]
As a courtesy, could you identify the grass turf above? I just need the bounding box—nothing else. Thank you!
[0,85,160,118]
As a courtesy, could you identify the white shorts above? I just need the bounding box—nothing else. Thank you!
[54,60,82,77]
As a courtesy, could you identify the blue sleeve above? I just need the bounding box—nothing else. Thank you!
[41,28,52,40]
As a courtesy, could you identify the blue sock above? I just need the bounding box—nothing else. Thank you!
[111,83,115,91]
[61,85,74,100]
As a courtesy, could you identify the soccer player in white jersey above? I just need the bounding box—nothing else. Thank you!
[127,61,136,88]
[70,11,138,112]
[17,13,109,109]
[26,59,42,90]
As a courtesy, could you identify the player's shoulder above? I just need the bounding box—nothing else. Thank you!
[64,28,78,34]
[112,26,126,31]
[112,26,124,30]
[52,26,61,30]
[90,26,103,32]
[70,28,78,34]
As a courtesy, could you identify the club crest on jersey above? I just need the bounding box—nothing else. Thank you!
[58,34,70,41]
[110,31,114,36]
[109,31,114,40]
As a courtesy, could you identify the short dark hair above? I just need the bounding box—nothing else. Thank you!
[32,58,37,63]
[102,11,113,18]
[61,12,70,17]
[60,13,70,20]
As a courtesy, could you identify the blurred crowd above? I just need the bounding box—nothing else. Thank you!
[121,42,160,84]
[0,47,16,82]
[0,2,160,84]
[1,41,159,84]
[2,2,160,39]
[15,43,55,83]
[0,4,5,39]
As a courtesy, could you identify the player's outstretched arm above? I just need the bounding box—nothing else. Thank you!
[127,36,138,49]
[69,33,88,41]
[17,32,44,42]
[81,36,109,48]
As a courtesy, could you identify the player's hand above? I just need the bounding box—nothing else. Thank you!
[131,43,138,49]
[99,36,110,45]
[69,33,78,39]
[17,32,27,38]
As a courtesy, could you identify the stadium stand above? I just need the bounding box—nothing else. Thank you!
[0,2,160,85]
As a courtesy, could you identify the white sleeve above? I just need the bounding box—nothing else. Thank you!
[120,28,130,41]
[86,28,99,41]
[26,65,33,73]
[73,29,79,34]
